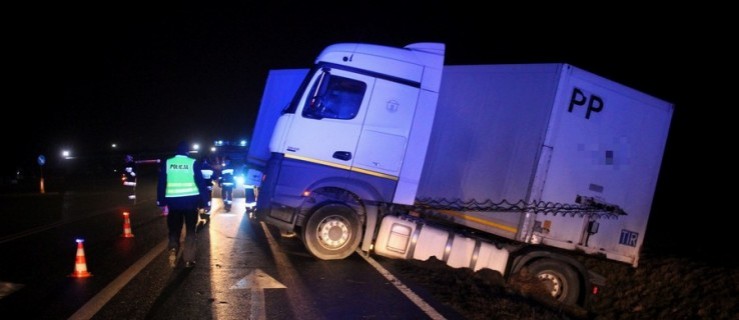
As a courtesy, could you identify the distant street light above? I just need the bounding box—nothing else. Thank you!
[62,150,71,159]
[111,143,117,148]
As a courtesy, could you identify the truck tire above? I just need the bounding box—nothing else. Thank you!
[302,203,362,260]
[527,259,581,305]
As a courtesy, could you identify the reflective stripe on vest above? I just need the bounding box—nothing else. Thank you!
[165,155,199,197]
[201,169,214,179]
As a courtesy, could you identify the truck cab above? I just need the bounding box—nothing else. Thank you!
[256,43,446,259]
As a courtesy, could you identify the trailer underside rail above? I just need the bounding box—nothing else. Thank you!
[413,197,625,219]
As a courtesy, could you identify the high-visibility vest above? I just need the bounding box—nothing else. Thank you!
[165,155,199,197]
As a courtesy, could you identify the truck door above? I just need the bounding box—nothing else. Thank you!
[282,67,374,170]
[282,66,420,180]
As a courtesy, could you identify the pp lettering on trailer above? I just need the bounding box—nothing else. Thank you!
[619,229,638,247]
[568,87,604,119]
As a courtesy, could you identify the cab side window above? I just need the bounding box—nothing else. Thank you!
[303,71,366,120]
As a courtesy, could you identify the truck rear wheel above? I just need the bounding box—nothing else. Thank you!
[302,203,362,260]
[527,259,581,305]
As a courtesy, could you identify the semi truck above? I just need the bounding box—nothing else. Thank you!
[245,42,673,307]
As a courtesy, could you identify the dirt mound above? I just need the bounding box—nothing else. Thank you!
[384,248,738,319]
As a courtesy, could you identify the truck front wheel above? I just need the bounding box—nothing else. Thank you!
[527,259,581,305]
[302,203,362,260]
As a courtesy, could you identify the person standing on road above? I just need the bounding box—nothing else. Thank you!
[122,154,137,201]
[200,156,215,193]
[218,157,235,212]
[157,141,211,268]
[199,156,215,223]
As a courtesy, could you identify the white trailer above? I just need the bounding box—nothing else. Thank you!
[247,43,673,307]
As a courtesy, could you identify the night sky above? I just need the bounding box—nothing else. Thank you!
[5,4,729,243]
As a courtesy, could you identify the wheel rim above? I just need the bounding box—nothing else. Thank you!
[538,271,564,299]
[316,215,351,249]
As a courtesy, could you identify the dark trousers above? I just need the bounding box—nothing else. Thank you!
[167,207,198,262]
[222,186,233,205]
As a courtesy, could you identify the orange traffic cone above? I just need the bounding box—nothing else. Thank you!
[70,239,92,278]
[122,211,134,238]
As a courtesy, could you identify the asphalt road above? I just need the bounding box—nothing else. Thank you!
[0,175,463,319]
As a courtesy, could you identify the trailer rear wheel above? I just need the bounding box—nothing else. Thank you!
[528,259,580,305]
[302,203,362,260]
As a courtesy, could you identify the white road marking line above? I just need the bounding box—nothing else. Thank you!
[68,240,168,320]
[356,249,447,320]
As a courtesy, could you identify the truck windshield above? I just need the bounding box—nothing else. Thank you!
[302,69,366,120]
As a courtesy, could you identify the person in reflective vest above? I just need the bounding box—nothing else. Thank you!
[157,141,211,268]
[199,156,215,222]
[200,156,215,192]
[218,157,235,211]
[122,154,137,200]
